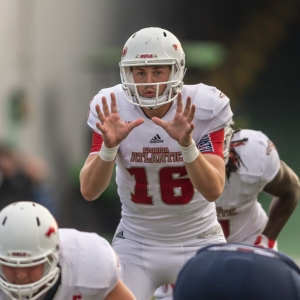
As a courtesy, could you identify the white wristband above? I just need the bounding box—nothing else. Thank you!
[179,140,199,163]
[98,143,119,161]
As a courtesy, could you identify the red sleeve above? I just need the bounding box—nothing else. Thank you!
[197,128,224,159]
[90,131,103,154]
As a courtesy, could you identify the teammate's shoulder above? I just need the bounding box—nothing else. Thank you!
[58,228,111,252]
[234,129,271,144]
[58,229,118,288]
[232,129,278,163]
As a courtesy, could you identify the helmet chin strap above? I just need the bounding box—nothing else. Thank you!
[138,94,168,110]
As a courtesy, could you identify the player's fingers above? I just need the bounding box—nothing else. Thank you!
[95,104,105,123]
[187,104,196,123]
[183,96,192,117]
[102,96,111,117]
[129,119,144,131]
[176,92,183,113]
[95,122,103,132]
[188,122,195,134]
[110,93,118,114]
[151,117,167,129]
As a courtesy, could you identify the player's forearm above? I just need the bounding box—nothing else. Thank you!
[263,164,300,240]
[185,154,225,202]
[80,155,115,201]
[105,280,137,300]
[262,194,299,240]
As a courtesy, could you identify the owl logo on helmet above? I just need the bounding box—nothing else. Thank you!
[122,46,128,58]
[0,202,60,300]
[172,43,182,51]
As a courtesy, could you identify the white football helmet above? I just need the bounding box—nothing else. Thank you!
[0,202,60,300]
[120,27,186,109]
[223,119,234,165]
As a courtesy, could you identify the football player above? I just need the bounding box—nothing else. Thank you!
[217,122,300,249]
[0,201,136,300]
[174,243,300,300]
[80,27,233,299]
[154,122,300,300]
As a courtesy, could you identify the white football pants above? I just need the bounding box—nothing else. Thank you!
[112,223,226,300]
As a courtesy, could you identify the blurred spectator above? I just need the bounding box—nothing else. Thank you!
[0,141,56,216]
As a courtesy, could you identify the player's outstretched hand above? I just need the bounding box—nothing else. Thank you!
[95,93,144,148]
[151,92,195,147]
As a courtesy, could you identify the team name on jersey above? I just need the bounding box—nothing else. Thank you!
[130,147,183,163]
[216,206,237,218]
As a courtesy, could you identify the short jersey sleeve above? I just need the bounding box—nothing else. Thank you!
[261,138,281,186]
[58,229,119,298]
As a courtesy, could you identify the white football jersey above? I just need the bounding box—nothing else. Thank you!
[0,229,119,300]
[87,83,233,241]
[215,129,280,243]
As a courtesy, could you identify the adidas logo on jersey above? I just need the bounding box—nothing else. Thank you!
[150,134,163,143]
[115,230,125,239]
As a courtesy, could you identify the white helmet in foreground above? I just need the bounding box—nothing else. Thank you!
[0,202,60,300]
[120,27,186,109]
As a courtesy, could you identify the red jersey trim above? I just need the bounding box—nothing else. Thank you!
[90,131,103,154]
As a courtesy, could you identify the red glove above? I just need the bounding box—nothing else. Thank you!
[254,234,275,249]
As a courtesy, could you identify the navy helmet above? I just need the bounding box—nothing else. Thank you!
[174,243,300,300]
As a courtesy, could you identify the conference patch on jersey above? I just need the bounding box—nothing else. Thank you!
[197,134,214,153]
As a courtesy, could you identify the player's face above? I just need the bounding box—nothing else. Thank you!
[132,66,171,98]
[2,264,44,284]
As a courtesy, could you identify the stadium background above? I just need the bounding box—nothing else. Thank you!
[0,0,299,261]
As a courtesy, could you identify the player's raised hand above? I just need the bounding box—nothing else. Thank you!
[151,92,195,147]
[95,93,144,148]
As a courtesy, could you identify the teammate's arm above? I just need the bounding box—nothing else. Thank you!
[104,279,136,300]
[185,152,225,202]
[80,154,115,200]
[261,160,300,241]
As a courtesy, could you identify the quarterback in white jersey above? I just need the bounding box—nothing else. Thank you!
[0,202,136,300]
[80,27,233,299]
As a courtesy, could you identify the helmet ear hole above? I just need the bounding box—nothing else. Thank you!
[0,201,60,299]
[120,27,186,109]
